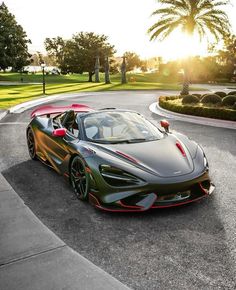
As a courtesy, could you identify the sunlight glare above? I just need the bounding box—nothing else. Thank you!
[158,30,208,61]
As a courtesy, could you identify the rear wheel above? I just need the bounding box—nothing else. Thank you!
[70,156,89,200]
[27,129,37,160]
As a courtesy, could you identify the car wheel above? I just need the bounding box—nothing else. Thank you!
[27,129,37,160]
[70,156,89,200]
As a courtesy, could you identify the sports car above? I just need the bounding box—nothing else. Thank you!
[26,103,215,212]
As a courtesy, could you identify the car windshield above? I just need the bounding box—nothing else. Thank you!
[82,111,163,144]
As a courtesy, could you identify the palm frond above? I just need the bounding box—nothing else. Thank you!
[197,0,213,11]
[211,1,230,6]
[202,19,229,40]
[199,9,229,20]
[149,19,183,41]
[148,0,231,42]
[148,17,178,33]
[158,0,190,11]
[149,25,170,41]
[161,20,184,39]
[151,8,183,17]
[197,22,206,41]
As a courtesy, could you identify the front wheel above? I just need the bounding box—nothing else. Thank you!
[70,156,89,200]
[27,129,37,160]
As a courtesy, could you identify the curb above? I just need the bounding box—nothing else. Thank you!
[0,173,131,289]
[149,102,236,130]
[0,92,91,121]
[0,110,8,121]
[8,92,89,114]
[1,91,112,118]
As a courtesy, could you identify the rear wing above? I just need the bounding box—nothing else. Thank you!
[31,104,93,118]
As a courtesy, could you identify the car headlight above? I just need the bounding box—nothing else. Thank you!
[99,165,144,187]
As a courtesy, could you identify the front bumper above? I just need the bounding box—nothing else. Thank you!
[89,181,215,212]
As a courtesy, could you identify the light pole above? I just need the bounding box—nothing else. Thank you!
[41,63,46,95]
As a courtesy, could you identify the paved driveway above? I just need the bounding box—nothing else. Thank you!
[0,91,235,289]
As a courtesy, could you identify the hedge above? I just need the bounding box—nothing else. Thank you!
[222,95,236,106]
[228,91,236,95]
[182,95,199,104]
[159,96,236,121]
[192,93,202,99]
[215,91,227,98]
[201,94,222,104]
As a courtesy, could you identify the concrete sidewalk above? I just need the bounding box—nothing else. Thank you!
[0,174,130,290]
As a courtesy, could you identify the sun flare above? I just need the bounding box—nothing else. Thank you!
[158,29,208,61]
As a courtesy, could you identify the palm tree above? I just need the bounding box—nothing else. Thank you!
[148,0,231,95]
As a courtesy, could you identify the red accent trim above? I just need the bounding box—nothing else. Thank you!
[151,195,206,208]
[176,142,186,157]
[152,183,208,209]
[31,104,93,118]
[90,182,209,212]
[89,193,101,207]
[89,193,146,212]
[95,205,146,212]
[199,182,208,194]
[117,200,142,209]
[64,173,69,177]
[116,151,139,164]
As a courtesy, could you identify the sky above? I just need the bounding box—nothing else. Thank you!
[2,0,236,60]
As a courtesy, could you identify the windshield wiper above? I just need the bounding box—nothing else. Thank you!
[91,138,153,144]
[126,138,147,143]
[107,138,147,144]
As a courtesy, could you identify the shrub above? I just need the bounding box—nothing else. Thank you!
[158,95,181,102]
[233,102,236,110]
[215,91,226,98]
[182,95,199,104]
[192,93,202,99]
[227,91,236,95]
[201,94,222,104]
[222,95,236,106]
[165,95,180,101]
[159,96,236,121]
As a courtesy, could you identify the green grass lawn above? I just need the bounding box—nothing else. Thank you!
[0,71,180,84]
[0,72,203,109]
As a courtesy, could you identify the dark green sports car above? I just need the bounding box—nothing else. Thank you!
[26,103,214,212]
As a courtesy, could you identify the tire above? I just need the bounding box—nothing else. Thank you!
[70,156,89,200]
[27,129,37,160]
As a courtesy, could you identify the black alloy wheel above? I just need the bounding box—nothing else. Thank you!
[70,156,89,200]
[27,129,37,160]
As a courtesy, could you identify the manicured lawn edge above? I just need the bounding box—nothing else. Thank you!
[0,82,203,109]
[159,96,236,121]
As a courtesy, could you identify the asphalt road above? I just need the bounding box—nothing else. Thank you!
[1,91,236,290]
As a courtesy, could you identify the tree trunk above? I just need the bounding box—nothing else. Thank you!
[121,56,127,84]
[180,61,190,95]
[104,56,111,84]
[88,71,94,82]
[95,55,100,83]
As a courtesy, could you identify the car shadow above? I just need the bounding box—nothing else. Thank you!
[3,160,236,290]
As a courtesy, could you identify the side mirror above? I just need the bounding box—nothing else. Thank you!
[160,120,170,133]
[52,128,67,137]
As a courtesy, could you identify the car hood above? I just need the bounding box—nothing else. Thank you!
[94,135,194,177]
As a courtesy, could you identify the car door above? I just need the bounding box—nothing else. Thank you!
[43,111,79,173]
